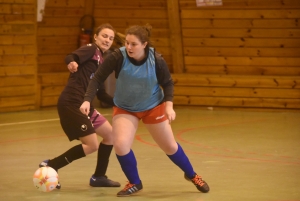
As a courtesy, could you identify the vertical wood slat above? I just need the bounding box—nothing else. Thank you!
[85,0,94,16]
[34,0,39,109]
[167,0,184,73]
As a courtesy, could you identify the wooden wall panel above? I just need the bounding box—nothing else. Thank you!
[184,47,300,57]
[93,0,172,71]
[0,0,37,112]
[0,66,35,76]
[0,75,35,87]
[37,73,69,107]
[93,9,167,19]
[181,9,300,19]
[183,38,300,47]
[35,0,94,108]
[94,19,169,30]
[174,96,300,109]
[36,0,86,75]
[0,35,35,44]
[0,45,35,55]
[181,19,299,28]
[175,87,300,99]
[184,57,300,66]
[0,85,36,97]
[38,64,69,74]
[0,95,36,108]
[173,74,300,89]
[182,28,300,38]
[179,0,300,9]
[185,65,300,76]
[44,0,85,7]
[93,1,167,8]
[167,0,184,73]
[40,96,59,107]
[1,0,299,112]
[172,74,300,109]
[177,0,300,110]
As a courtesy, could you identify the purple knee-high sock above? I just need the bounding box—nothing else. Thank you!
[116,149,141,184]
[167,143,195,178]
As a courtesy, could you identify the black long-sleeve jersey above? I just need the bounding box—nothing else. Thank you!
[58,43,114,115]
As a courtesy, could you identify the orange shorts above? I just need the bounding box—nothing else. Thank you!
[113,102,168,124]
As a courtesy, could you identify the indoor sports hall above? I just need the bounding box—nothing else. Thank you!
[0,0,299,201]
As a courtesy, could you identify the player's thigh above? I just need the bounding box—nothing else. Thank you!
[145,121,177,155]
[112,114,139,155]
[94,121,113,144]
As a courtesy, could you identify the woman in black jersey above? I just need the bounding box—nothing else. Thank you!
[39,23,120,189]
[80,24,210,196]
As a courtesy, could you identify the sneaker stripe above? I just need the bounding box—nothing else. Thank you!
[117,182,143,196]
[129,186,138,193]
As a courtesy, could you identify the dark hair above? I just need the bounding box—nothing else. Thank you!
[94,23,116,36]
[125,23,153,47]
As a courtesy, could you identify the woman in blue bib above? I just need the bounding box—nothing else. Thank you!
[80,24,210,197]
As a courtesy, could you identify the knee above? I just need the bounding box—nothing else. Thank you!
[113,143,130,156]
[96,129,114,145]
[163,142,178,155]
[90,143,99,153]
[84,142,99,154]
[101,135,113,145]
[80,134,100,155]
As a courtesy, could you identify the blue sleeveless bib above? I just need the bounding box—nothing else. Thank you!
[113,47,164,112]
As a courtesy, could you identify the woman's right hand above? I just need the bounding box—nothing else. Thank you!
[68,61,78,73]
[165,101,176,123]
[80,101,91,116]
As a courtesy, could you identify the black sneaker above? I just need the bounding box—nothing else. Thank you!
[90,175,121,187]
[184,173,209,193]
[117,181,143,197]
[39,159,61,189]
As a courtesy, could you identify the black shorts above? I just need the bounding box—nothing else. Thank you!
[57,104,96,141]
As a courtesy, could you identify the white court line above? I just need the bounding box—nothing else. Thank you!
[0,118,59,127]
[0,113,110,127]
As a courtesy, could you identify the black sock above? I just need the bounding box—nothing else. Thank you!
[48,144,86,171]
[93,143,113,177]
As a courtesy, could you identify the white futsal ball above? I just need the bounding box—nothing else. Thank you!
[33,166,58,192]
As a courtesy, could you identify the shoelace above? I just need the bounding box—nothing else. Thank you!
[122,182,134,191]
[191,175,205,186]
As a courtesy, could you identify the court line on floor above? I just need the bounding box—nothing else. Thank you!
[0,114,111,144]
[0,118,60,127]
[175,122,300,161]
[135,134,300,166]
[135,118,300,165]
[184,150,300,166]
[0,114,110,127]
[2,116,298,166]
[0,134,65,144]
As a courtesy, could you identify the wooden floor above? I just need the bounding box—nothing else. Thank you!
[0,107,299,201]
